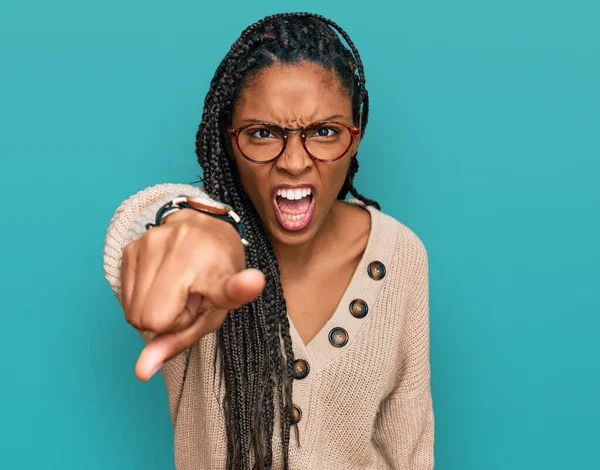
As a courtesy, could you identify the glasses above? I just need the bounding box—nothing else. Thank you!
[229,120,360,164]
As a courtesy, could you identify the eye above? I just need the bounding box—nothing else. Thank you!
[312,126,339,138]
[248,128,277,139]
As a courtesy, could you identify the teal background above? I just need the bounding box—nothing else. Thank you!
[1,0,598,468]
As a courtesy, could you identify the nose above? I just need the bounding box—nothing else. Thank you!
[275,132,313,176]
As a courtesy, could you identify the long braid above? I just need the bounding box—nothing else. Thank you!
[195,13,379,468]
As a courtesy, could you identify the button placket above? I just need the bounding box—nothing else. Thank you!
[287,321,313,447]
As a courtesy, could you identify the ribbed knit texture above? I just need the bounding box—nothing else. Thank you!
[103,183,434,469]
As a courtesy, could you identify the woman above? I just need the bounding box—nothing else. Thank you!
[103,12,434,470]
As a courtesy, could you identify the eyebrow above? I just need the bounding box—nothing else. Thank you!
[239,114,348,124]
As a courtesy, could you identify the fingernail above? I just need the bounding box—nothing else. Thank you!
[150,362,163,377]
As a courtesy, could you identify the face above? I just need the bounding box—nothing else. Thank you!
[230,61,359,247]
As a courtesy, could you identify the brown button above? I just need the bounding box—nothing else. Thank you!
[291,404,302,424]
[292,359,310,380]
[349,299,368,319]
[367,261,386,280]
[329,327,348,347]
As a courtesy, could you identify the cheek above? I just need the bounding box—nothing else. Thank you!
[232,152,269,203]
[325,160,352,193]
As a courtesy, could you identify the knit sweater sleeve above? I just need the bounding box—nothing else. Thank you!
[372,234,435,469]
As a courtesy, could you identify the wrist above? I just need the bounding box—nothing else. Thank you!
[164,207,246,267]
[162,207,211,225]
[146,195,248,247]
[164,208,239,237]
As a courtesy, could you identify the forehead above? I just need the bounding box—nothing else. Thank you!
[233,61,353,124]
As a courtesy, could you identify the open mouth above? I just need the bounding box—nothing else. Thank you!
[273,187,316,231]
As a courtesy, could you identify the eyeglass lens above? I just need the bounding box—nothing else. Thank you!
[237,122,352,162]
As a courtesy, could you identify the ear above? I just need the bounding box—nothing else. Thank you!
[351,134,361,158]
[222,126,235,160]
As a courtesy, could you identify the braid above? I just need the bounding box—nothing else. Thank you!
[195,12,379,468]
[337,153,381,210]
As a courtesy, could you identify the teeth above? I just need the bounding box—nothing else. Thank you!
[281,213,306,221]
[276,187,312,200]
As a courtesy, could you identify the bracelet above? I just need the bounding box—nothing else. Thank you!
[145,195,249,247]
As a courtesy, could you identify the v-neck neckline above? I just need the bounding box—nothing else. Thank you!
[287,201,375,348]
[285,199,398,371]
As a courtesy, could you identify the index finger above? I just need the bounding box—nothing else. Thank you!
[135,305,226,381]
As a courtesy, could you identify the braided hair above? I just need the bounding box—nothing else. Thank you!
[195,12,379,469]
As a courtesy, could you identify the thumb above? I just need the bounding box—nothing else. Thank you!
[205,268,266,310]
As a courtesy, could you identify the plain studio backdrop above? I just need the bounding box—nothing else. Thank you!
[1,1,598,468]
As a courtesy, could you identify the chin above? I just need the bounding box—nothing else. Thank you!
[271,223,320,246]
[260,209,325,248]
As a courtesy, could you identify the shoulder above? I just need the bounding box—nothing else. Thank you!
[347,199,427,263]
[378,206,427,270]
[356,202,429,300]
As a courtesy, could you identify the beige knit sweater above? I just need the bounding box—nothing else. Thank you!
[103,183,434,469]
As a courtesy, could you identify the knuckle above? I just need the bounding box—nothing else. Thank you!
[137,316,155,332]
[143,225,165,245]
[171,224,193,245]
[124,311,139,328]
[140,309,173,333]
[139,316,160,332]
[124,237,140,253]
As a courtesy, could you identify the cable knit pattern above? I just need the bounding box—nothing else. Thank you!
[103,183,434,469]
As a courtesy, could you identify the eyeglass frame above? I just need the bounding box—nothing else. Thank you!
[228,120,361,165]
